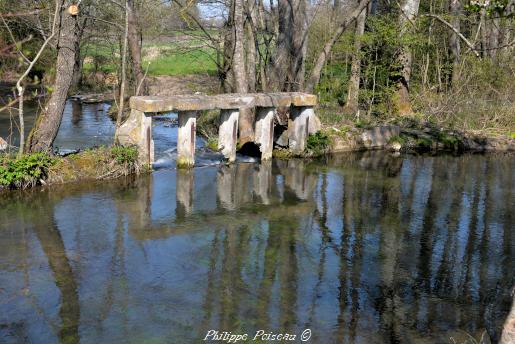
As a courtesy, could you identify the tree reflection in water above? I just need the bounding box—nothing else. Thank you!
[0,152,513,343]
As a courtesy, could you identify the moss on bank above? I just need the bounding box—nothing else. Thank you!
[0,145,141,190]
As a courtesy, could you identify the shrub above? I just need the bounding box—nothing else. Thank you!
[111,145,138,164]
[307,131,331,156]
[0,153,55,189]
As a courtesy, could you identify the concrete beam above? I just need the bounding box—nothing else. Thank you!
[255,107,275,160]
[130,94,255,113]
[218,109,239,162]
[177,111,197,168]
[130,93,317,113]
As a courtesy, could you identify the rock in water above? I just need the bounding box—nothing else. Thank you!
[0,137,7,151]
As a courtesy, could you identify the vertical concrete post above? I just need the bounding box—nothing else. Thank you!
[177,111,196,168]
[218,109,239,162]
[176,169,194,217]
[140,112,154,165]
[255,107,275,160]
[289,106,312,154]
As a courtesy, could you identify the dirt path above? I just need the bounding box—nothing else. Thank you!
[147,74,219,96]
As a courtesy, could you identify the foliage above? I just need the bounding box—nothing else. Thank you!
[0,153,55,189]
[416,137,433,149]
[111,145,138,164]
[47,146,141,185]
[196,109,220,139]
[412,55,515,135]
[388,135,407,145]
[306,131,331,156]
[206,137,219,151]
[310,6,514,136]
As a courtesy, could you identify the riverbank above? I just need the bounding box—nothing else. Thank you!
[272,123,514,160]
[324,120,514,155]
[2,123,513,191]
[0,146,141,190]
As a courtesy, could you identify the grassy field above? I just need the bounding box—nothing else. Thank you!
[144,48,217,76]
[82,37,218,77]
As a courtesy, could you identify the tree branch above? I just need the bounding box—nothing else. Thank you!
[421,14,481,58]
[306,0,370,92]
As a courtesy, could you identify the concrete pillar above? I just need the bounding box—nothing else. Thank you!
[289,106,312,154]
[218,109,239,162]
[116,109,154,165]
[176,169,194,216]
[141,112,154,165]
[255,107,275,160]
[177,111,197,168]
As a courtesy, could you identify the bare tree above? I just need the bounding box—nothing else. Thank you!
[306,0,370,92]
[345,6,367,113]
[127,0,146,95]
[115,0,129,143]
[2,1,60,156]
[27,0,82,153]
[268,0,309,91]
[232,0,255,143]
[392,0,421,115]
[449,0,461,85]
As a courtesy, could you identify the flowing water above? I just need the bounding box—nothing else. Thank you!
[0,94,514,343]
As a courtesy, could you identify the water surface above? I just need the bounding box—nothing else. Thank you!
[0,152,513,343]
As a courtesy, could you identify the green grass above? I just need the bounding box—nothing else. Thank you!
[145,49,217,76]
[81,38,218,77]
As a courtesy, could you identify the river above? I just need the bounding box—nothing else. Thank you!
[0,95,514,343]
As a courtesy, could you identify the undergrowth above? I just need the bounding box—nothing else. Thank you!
[0,145,140,190]
[306,131,331,156]
[0,153,55,189]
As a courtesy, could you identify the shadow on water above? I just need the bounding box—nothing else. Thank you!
[0,152,513,343]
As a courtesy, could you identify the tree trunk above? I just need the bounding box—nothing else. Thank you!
[393,0,421,115]
[127,0,146,95]
[269,0,308,91]
[345,7,366,113]
[27,0,80,153]
[305,0,370,92]
[487,17,500,58]
[246,16,257,92]
[449,0,461,86]
[221,4,235,93]
[115,0,129,143]
[71,17,87,90]
[480,8,488,57]
[233,0,254,144]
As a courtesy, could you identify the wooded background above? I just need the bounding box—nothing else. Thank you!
[0,0,513,152]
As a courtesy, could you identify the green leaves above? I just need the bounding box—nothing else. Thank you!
[465,0,511,16]
[0,153,55,189]
[110,145,138,164]
[306,131,331,156]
